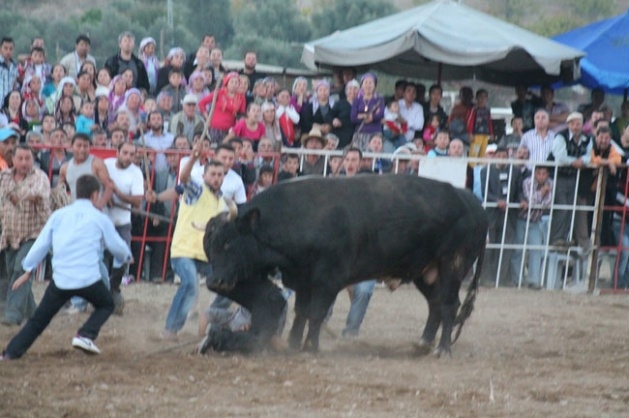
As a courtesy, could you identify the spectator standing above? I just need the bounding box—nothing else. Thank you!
[331,79,359,150]
[138,37,160,95]
[422,84,448,135]
[350,73,384,151]
[0,174,132,360]
[541,85,570,134]
[447,86,473,146]
[104,31,150,92]
[276,89,300,148]
[103,143,144,312]
[577,87,605,121]
[398,82,424,144]
[511,84,541,133]
[144,111,174,172]
[156,48,187,95]
[519,109,554,166]
[239,51,266,94]
[198,72,246,145]
[300,79,335,138]
[59,35,96,80]
[498,116,524,158]
[300,128,327,176]
[169,94,204,144]
[549,112,593,249]
[467,89,493,161]
[0,144,51,326]
[224,102,266,149]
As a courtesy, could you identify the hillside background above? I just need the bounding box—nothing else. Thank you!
[2,0,628,107]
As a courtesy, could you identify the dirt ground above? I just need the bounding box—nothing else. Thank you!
[1,280,628,418]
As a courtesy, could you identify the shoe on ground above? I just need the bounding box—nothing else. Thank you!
[64,305,87,315]
[197,326,217,355]
[173,274,181,285]
[112,292,125,316]
[161,329,178,341]
[72,335,101,354]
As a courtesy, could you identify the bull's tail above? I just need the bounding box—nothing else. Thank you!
[452,243,485,344]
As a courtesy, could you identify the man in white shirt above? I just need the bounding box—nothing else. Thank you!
[59,34,96,79]
[144,111,174,171]
[104,143,144,314]
[1,175,132,360]
[398,82,424,142]
[519,109,555,167]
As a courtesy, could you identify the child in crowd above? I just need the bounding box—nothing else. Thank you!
[19,46,50,87]
[383,98,408,148]
[161,69,186,113]
[277,153,300,181]
[75,101,96,137]
[62,122,76,142]
[249,165,275,198]
[22,98,42,132]
[467,88,493,161]
[427,130,450,157]
[422,114,441,145]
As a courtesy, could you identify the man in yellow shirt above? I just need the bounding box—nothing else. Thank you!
[159,140,227,340]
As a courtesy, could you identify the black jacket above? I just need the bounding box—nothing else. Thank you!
[104,52,150,92]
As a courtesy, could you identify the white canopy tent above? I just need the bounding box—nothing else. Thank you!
[302,0,585,86]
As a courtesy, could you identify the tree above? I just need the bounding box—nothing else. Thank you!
[310,0,398,39]
[182,0,234,47]
[226,0,311,68]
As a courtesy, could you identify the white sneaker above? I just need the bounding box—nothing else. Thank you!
[72,335,101,354]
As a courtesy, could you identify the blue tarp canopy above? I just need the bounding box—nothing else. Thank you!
[553,9,629,95]
[302,0,584,86]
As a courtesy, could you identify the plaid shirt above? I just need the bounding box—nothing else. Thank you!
[519,177,553,222]
[0,168,51,250]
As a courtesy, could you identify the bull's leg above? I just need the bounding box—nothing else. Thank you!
[434,268,462,357]
[302,290,337,352]
[413,279,442,355]
[288,290,310,350]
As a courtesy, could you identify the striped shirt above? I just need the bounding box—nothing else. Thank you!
[519,129,554,166]
[0,56,18,106]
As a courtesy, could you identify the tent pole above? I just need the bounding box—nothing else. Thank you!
[437,63,442,84]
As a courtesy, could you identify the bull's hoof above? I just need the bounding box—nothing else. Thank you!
[412,339,433,356]
[432,346,452,358]
[268,336,288,352]
[288,337,302,351]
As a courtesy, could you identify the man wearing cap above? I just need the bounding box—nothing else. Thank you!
[0,144,51,326]
[0,127,18,171]
[169,94,205,143]
[549,111,593,249]
[59,35,96,80]
[144,111,175,172]
[301,128,327,176]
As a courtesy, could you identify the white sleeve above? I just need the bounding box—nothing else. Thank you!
[131,168,145,196]
[234,178,247,205]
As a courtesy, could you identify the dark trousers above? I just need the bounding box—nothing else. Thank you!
[4,279,114,359]
[4,240,37,324]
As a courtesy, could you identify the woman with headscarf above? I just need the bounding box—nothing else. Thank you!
[139,37,160,95]
[198,71,246,145]
[290,76,309,114]
[261,101,282,150]
[299,79,335,139]
[350,72,384,151]
[94,86,110,133]
[331,79,359,149]
[108,75,128,125]
[187,71,209,102]
[45,76,81,115]
[54,95,76,127]
[156,47,187,94]
[118,88,145,136]
[2,91,29,139]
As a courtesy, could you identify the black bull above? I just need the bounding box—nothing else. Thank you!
[203,175,488,356]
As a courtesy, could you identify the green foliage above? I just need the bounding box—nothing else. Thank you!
[182,0,234,47]
[80,9,102,25]
[310,0,398,39]
[526,15,585,37]
[573,0,615,22]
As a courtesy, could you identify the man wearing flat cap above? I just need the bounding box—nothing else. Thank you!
[549,111,593,250]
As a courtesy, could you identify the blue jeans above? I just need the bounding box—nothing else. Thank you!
[513,218,547,286]
[612,219,629,288]
[165,258,211,333]
[343,279,376,337]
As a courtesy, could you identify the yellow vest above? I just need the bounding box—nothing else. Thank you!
[170,185,227,261]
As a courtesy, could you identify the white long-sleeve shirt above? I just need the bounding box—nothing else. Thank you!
[276,104,300,123]
[22,199,132,290]
[398,99,424,142]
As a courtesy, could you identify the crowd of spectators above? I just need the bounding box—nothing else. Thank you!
[1,28,629,349]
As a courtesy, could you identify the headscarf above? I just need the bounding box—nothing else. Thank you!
[223,71,240,88]
[291,76,308,95]
[311,79,333,115]
[360,72,378,86]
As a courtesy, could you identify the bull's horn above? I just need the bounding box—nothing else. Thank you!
[225,197,238,220]
[191,221,206,231]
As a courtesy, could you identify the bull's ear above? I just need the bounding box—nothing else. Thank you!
[238,208,260,234]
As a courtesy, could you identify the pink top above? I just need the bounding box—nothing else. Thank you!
[198,89,246,131]
[232,119,266,142]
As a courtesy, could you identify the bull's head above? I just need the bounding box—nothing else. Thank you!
[201,202,263,292]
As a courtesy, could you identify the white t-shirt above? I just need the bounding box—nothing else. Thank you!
[178,159,247,204]
[104,158,145,226]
